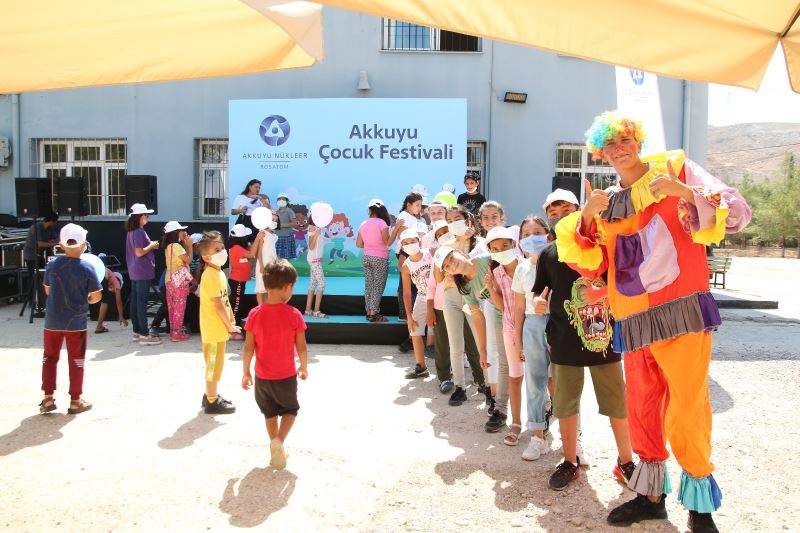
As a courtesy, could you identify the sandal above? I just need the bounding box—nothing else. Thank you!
[503,424,522,446]
[39,397,56,414]
[304,310,314,317]
[67,398,93,415]
[95,326,109,334]
[311,311,328,319]
[372,314,388,323]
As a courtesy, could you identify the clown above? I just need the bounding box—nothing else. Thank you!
[556,111,751,532]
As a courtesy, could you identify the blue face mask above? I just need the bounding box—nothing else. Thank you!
[520,235,548,255]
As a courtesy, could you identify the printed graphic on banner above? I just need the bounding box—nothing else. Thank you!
[615,67,666,157]
[229,98,467,277]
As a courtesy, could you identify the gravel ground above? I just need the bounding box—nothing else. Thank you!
[1,257,798,532]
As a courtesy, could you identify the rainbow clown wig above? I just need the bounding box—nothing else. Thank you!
[585,111,648,160]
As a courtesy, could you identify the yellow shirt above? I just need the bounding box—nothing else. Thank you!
[165,243,187,278]
[200,266,232,343]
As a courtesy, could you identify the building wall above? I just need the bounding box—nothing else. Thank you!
[2,7,708,229]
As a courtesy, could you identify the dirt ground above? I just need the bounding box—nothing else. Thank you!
[1,257,798,532]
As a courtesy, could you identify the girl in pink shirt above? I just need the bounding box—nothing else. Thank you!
[356,199,395,322]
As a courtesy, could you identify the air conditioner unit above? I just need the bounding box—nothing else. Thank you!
[0,137,9,167]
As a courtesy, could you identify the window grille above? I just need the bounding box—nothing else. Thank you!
[382,19,481,52]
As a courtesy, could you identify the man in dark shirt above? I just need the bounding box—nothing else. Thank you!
[457,173,486,217]
[22,213,59,316]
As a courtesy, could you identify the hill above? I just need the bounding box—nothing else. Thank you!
[706,123,800,182]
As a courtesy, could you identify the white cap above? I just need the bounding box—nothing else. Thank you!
[59,223,88,248]
[129,203,154,215]
[431,220,449,233]
[433,246,456,269]
[542,189,579,210]
[485,226,516,244]
[415,222,429,234]
[399,228,421,242]
[190,233,203,244]
[428,200,448,211]
[163,221,188,233]
[368,198,384,208]
[442,183,456,193]
[230,224,253,238]
[277,192,289,200]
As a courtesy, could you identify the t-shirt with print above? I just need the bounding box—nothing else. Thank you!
[403,250,432,296]
[200,266,233,343]
[126,228,155,281]
[512,259,539,315]
[531,243,619,366]
[457,191,487,217]
[459,254,502,327]
[229,245,251,282]
[165,243,187,278]
[275,208,296,238]
[245,303,307,380]
[43,256,102,331]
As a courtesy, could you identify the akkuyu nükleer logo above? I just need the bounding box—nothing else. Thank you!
[259,115,290,146]
[629,69,645,86]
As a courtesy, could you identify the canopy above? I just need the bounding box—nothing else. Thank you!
[315,0,800,92]
[0,0,324,93]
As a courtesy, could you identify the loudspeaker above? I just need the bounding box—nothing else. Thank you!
[15,178,54,218]
[56,176,89,217]
[124,175,158,214]
[551,175,582,204]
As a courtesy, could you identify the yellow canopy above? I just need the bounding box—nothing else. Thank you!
[0,0,324,93]
[315,0,800,92]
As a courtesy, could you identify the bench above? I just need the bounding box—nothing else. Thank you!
[707,256,732,289]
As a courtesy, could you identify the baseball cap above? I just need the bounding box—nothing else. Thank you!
[129,203,154,215]
[277,192,289,200]
[368,198,384,208]
[542,189,580,210]
[485,226,516,244]
[431,220,449,233]
[442,183,456,193]
[190,233,203,244]
[230,224,253,238]
[433,246,456,269]
[59,223,88,248]
[163,221,188,233]
[428,200,448,211]
[399,228,420,242]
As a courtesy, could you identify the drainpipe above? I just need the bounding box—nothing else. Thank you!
[486,40,494,199]
[11,94,21,216]
[682,81,692,157]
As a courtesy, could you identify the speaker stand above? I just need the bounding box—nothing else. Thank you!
[19,217,41,324]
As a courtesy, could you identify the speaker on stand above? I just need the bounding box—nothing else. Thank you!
[56,176,90,220]
[124,175,158,214]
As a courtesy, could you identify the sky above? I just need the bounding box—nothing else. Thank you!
[708,47,800,126]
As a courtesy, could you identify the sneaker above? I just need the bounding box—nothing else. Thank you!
[613,458,637,485]
[424,345,435,359]
[132,333,142,341]
[522,435,549,461]
[484,410,507,433]
[139,334,162,346]
[548,460,581,491]
[404,364,430,379]
[606,494,667,527]
[439,380,455,394]
[576,440,590,467]
[32,309,46,318]
[205,395,236,414]
[687,511,719,533]
[148,328,161,338]
[398,338,412,353]
[486,395,497,417]
[201,394,209,408]
[397,317,407,323]
[448,387,467,406]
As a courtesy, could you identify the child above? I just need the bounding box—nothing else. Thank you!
[532,194,634,492]
[39,223,102,414]
[512,215,553,461]
[252,215,278,305]
[162,221,193,342]
[356,198,393,322]
[198,231,241,414]
[395,192,424,322]
[399,228,432,379]
[304,216,328,318]
[457,172,487,217]
[242,260,308,470]
[228,224,254,340]
[95,268,127,334]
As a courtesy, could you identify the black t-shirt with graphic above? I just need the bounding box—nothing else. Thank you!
[457,191,487,217]
[532,243,620,366]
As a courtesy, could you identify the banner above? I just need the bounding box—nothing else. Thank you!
[229,98,467,276]
[615,67,666,156]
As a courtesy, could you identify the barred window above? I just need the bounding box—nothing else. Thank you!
[555,143,616,191]
[33,139,127,216]
[196,139,228,218]
[382,19,481,52]
[467,141,486,179]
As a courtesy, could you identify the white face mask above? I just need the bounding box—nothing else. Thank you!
[520,235,549,256]
[491,248,517,266]
[466,187,478,194]
[402,243,421,256]
[208,249,228,267]
[437,232,456,246]
[448,220,468,237]
[268,219,278,230]
[277,199,288,208]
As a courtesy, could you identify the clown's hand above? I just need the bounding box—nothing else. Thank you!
[649,159,689,200]
[583,180,609,220]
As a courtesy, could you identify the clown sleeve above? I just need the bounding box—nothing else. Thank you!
[555,211,608,278]
[679,159,753,246]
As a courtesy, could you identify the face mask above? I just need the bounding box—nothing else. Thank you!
[448,220,468,237]
[208,249,228,267]
[466,187,478,194]
[402,243,421,256]
[268,219,278,230]
[491,248,517,266]
[520,235,549,255]
[438,232,456,246]
[277,200,288,208]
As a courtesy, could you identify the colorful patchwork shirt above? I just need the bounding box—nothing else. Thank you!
[555,150,752,353]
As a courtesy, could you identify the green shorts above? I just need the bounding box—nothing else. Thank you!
[551,361,627,419]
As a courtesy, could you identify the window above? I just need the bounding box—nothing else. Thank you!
[34,139,127,216]
[196,139,228,218]
[467,141,486,179]
[382,19,481,52]
[555,143,617,191]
